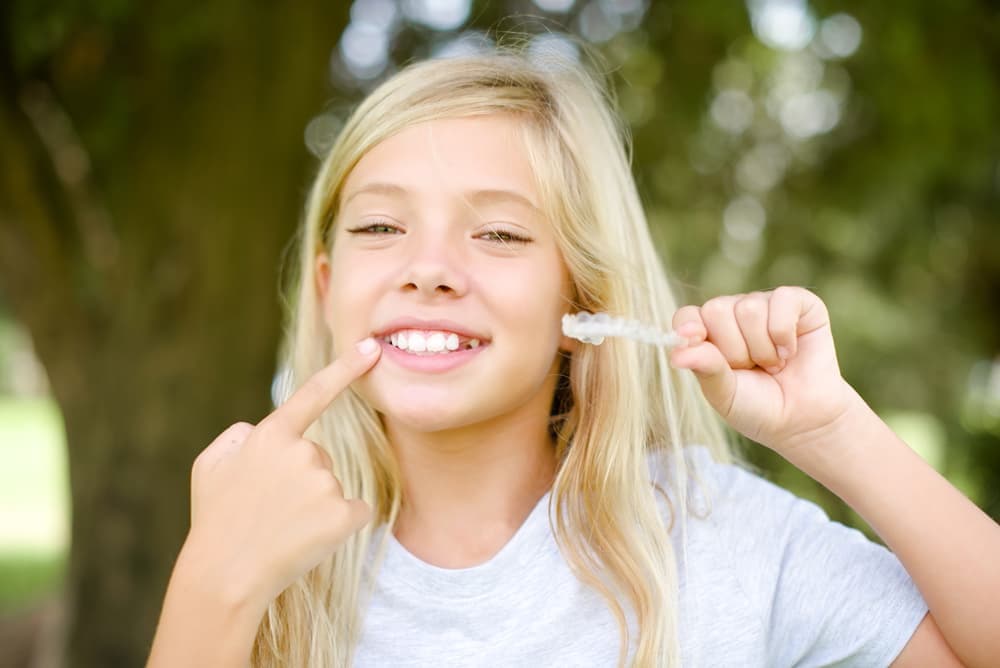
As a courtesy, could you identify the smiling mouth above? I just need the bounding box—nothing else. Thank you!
[381,330,484,355]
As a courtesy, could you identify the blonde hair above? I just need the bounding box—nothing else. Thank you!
[254,42,738,667]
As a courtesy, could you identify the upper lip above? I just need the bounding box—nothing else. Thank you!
[373,317,490,342]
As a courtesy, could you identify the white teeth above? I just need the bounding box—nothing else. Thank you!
[408,332,427,352]
[426,332,446,352]
[385,329,484,355]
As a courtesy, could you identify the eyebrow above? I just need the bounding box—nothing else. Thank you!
[341,181,542,214]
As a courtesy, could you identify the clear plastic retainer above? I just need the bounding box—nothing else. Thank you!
[561,312,688,348]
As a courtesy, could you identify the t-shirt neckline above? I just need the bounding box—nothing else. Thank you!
[376,488,554,600]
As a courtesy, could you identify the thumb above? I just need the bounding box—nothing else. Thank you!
[670,341,737,418]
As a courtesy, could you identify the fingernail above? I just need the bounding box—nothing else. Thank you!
[356,337,378,355]
[776,346,790,360]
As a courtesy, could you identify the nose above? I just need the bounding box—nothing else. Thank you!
[400,233,469,299]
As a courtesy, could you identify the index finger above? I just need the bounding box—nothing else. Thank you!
[262,337,381,436]
[671,304,707,345]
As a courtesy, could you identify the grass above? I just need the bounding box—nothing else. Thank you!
[0,396,69,613]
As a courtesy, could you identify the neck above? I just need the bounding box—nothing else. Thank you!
[385,408,558,568]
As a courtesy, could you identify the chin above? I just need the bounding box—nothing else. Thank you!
[356,379,478,433]
[383,410,473,434]
[378,398,486,434]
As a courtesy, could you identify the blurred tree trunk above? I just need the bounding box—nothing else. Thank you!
[0,3,350,665]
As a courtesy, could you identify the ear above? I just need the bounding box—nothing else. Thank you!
[558,334,578,355]
[314,252,336,332]
[315,252,331,300]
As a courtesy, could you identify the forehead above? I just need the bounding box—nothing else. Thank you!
[340,115,540,208]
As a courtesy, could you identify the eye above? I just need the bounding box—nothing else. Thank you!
[478,227,532,245]
[346,220,403,236]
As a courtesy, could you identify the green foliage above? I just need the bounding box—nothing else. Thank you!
[0,551,66,613]
[5,0,134,74]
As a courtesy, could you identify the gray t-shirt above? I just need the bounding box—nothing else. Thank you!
[354,446,928,666]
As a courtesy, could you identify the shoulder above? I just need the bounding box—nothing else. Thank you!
[646,443,908,588]
[645,444,818,595]
[646,444,929,666]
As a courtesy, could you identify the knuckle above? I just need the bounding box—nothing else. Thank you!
[191,442,218,475]
[700,297,731,319]
[335,497,363,525]
[223,421,255,445]
[209,421,254,448]
[312,470,342,497]
[317,498,356,537]
[672,305,700,325]
[287,439,316,466]
[807,289,829,314]
[314,447,334,471]
[318,508,352,544]
[296,439,333,469]
[327,472,345,496]
[231,420,255,434]
[700,297,722,313]
[772,285,798,301]
[772,284,791,294]
[734,297,764,318]
[191,452,205,478]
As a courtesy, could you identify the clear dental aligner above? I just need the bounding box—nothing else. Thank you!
[561,312,688,348]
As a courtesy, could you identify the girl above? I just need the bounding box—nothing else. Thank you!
[148,47,999,667]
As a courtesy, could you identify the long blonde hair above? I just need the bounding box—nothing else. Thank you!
[255,42,738,667]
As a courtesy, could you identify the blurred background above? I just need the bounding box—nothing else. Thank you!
[1,0,998,665]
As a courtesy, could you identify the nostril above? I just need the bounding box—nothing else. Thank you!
[401,282,455,294]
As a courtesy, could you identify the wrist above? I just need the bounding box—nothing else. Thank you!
[174,533,268,625]
[148,540,265,668]
[777,383,879,479]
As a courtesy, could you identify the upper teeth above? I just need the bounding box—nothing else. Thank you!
[385,330,481,354]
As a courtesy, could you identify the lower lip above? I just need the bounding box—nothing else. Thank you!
[379,339,488,373]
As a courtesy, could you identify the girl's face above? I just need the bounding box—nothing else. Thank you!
[318,115,575,433]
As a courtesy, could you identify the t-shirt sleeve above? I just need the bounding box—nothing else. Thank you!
[694,448,929,667]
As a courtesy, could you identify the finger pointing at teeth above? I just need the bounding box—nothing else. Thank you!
[181,335,384,622]
[260,337,382,437]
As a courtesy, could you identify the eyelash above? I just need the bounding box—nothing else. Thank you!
[346,221,532,245]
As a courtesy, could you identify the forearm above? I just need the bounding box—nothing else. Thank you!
[787,399,1000,668]
[146,543,264,668]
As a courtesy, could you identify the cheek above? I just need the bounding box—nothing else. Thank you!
[492,271,567,349]
[324,253,384,350]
